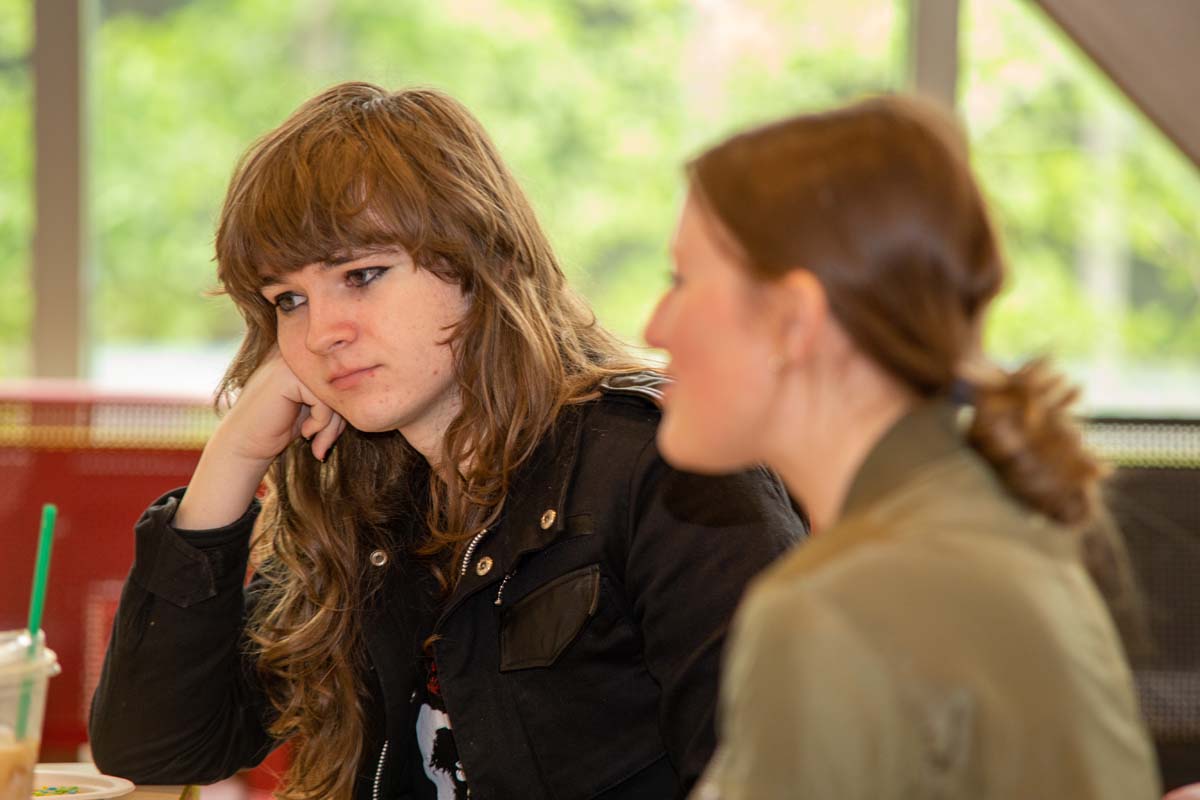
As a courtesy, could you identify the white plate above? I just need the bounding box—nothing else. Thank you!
[30,767,135,799]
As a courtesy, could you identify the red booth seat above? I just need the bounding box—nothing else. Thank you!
[1,381,213,759]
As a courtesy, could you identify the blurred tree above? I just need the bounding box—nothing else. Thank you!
[0,0,31,377]
[963,0,1200,393]
[1,0,1195,410]
[86,0,898,348]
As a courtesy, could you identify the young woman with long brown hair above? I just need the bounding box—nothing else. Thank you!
[644,95,1159,799]
[88,82,805,800]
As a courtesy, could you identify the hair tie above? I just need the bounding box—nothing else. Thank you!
[949,377,976,406]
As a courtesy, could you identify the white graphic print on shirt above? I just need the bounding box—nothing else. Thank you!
[416,702,469,799]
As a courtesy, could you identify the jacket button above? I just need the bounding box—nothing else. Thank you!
[540,509,557,529]
[475,556,494,576]
[369,549,388,567]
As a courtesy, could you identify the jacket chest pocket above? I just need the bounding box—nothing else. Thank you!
[499,564,601,671]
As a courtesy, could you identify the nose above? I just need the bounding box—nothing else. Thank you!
[643,291,672,350]
[305,296,357,354]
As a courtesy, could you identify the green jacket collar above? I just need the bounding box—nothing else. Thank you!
[839,399,965,521]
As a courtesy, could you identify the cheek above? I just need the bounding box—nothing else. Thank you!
[274,325,323,384]
[272,314,302,351]
[274,330,304,369]
[658,325,776,473]
[657,389,767,474]
[672,297,769,388]
[672,351,771,429]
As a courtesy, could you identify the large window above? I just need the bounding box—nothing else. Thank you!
[963,0,1200,415]
[7,1,1198,414]
[86,0,902,394]
[0,0,31,379]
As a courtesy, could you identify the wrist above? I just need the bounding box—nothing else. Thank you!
[175,433,273,531]
[208,420,277,472]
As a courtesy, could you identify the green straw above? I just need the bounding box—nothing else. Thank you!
[15,503,57,740]
[26,504,57,638]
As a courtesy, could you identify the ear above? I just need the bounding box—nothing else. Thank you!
[775,269,829,366]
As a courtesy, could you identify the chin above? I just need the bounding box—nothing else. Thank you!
[655,420,751,476]
[349,421,393,435]
[338,408,399,435]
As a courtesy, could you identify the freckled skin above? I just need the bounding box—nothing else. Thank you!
[263,249,469,457]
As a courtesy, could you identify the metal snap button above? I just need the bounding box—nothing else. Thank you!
[369,549,388,567]
[539,509,557,530]
[475,556,494,576]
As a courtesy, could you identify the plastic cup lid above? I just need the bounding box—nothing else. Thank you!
[0,629,61,680]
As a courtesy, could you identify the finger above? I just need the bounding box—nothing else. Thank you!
[299,400,335,441]
[292,381,334,440]
[291,404,313,440]
[311,412,346,462]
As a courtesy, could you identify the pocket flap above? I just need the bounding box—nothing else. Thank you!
[499,564,601,671]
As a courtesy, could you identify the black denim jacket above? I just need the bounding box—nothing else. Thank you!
[90,379,806,799]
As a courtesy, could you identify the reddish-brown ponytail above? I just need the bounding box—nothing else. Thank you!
[688,94,1105,525]
[966,359,1106,526]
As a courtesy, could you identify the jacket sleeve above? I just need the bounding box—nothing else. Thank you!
[88,488,277,784]
[691,584,903,800]
[624,439,805,796]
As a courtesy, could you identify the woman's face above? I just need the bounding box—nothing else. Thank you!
[259,248,469,452]
[644,192,786,473]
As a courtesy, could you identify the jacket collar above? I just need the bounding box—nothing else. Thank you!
[768,400,974,579]
[839,399,966,520]
[435,373,666,623]
[495,401,588,562]
[436,401,589,621]
[489,372,667,566]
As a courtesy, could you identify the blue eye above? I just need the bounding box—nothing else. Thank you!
[346,266,387,288]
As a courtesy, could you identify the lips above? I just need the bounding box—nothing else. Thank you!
[329,365,379,390]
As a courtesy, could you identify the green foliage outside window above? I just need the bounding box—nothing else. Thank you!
[84,0,898,348]
[0,0,1195,412]
[0,0,31,375]
[965,2,1200,366]
[963,0,1199,412]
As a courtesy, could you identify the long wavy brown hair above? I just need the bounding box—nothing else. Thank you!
[213,82,645,800]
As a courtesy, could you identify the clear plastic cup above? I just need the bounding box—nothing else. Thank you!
[0,630,60,800]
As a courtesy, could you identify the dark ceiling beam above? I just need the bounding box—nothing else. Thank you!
[1031,0,1200,172]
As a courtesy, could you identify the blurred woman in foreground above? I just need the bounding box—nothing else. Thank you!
[645,95,1159,799]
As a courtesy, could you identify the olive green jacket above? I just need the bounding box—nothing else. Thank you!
[695,402,1159,799]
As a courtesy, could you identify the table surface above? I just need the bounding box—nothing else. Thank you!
[37,762,191,800]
